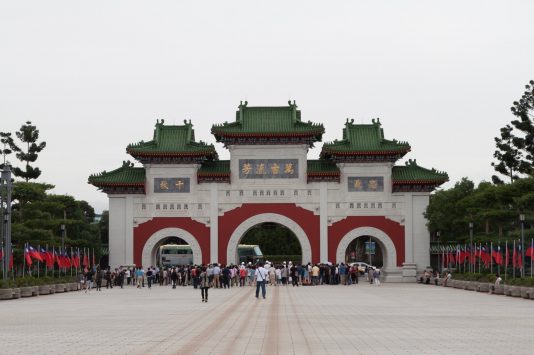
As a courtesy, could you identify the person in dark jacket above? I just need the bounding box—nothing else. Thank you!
[171,268,178,289]
[95,267,103,291]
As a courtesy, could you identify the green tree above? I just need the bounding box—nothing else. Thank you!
[10,182,100,254]
[510,80,534,174]
[491,125,523,183]
[491,80,534,182]
[0,131,14,169]
[8,121,47,181]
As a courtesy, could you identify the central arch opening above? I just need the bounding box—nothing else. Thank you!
[239,222,302,264]
[345,236,384,268]
[153,236,189,267]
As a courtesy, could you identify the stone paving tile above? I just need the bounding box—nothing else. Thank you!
[1,283,534,354]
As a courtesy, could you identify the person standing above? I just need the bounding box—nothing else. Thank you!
[312,264,320,285]
[95,267,103,291]
[146,267,153,289]
[374,268,381,286]
[199,266,209,302]
[105,268,113,289]
[255,262,268,299]
[85,268,94,293]
[171,268,178,289]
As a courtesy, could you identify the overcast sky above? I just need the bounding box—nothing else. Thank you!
[1,1,534,213]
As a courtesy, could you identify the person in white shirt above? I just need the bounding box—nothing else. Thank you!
[490,274,502,294]
[255,263,268,299]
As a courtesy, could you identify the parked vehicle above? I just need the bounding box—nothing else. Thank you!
[349,261,374,275]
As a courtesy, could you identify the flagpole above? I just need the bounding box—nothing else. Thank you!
[490,241,493,274]
[70,247,73,277]
[45,244,48,277]
[531,238,533,278]
[497,243,500,276]
[37,244,40,278]
[513,239,516,279]
[23,242,26,278]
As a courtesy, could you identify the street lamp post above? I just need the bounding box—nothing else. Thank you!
[60,224,66,253]
[436,231,441,272]
[469,222,474,274]
[520,214,525,278]
[1,164,12,281]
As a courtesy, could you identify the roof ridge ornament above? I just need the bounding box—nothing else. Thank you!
[406,159,417,166]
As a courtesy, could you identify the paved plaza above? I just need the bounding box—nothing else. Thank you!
[1,283,534,355]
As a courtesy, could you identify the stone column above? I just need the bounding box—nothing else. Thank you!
[210,183,218,263]
[320,182,328,263]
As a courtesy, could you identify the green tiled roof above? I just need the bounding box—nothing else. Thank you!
[127,120,217,158]
[212,101,324,138]
[198,160,230,175]
[322,118,410,155]
[88,161,145,187]
[307,160,340,174]
[392,159,448,184]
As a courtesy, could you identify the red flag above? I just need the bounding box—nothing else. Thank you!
[493,246,503,265]
[505,243,509,267]
[0,247,3,261]
[527,246,534,259]
[29,246,43,262]
[512,245,517,268]
[24,247,32,266]
[55,251,63,268]
[83,253,89,268]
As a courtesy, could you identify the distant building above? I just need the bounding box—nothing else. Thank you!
[89,102,447,281]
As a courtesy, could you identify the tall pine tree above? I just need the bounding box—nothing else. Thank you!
[0,132,14,169]
[9,121,47,182]
[510,80,534,172]
[492,80,534,182]
[491,125,522,184]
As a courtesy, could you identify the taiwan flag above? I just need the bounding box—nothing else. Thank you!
[493,246,503,266]
[24,247,32,266]
[29,246,43,262]
[527,239,534,260]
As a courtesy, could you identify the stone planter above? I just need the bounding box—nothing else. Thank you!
[477,283,490,293]
[69,283,78,291]
[32,286,39,296]
[520,287,531,299]
[49,285,56,294]
[466,282,477,291]
[54,284,65,293]
[530,289,534,300]
[0,288,13,300]
[494,284,504,295]
[459,280,468,289]
[12,288,20,299]
[38,285,51,295]
[505,285,521,297]
[453,280,463,289]
[20,286,34,298]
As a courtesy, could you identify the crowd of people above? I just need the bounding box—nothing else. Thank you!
[77,261,383,295]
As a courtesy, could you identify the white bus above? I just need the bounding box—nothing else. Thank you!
[159,245,194,266]
[158,244,264,266]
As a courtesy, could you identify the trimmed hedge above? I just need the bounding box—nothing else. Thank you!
[453,273,534,286]
[0,276,78,289]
